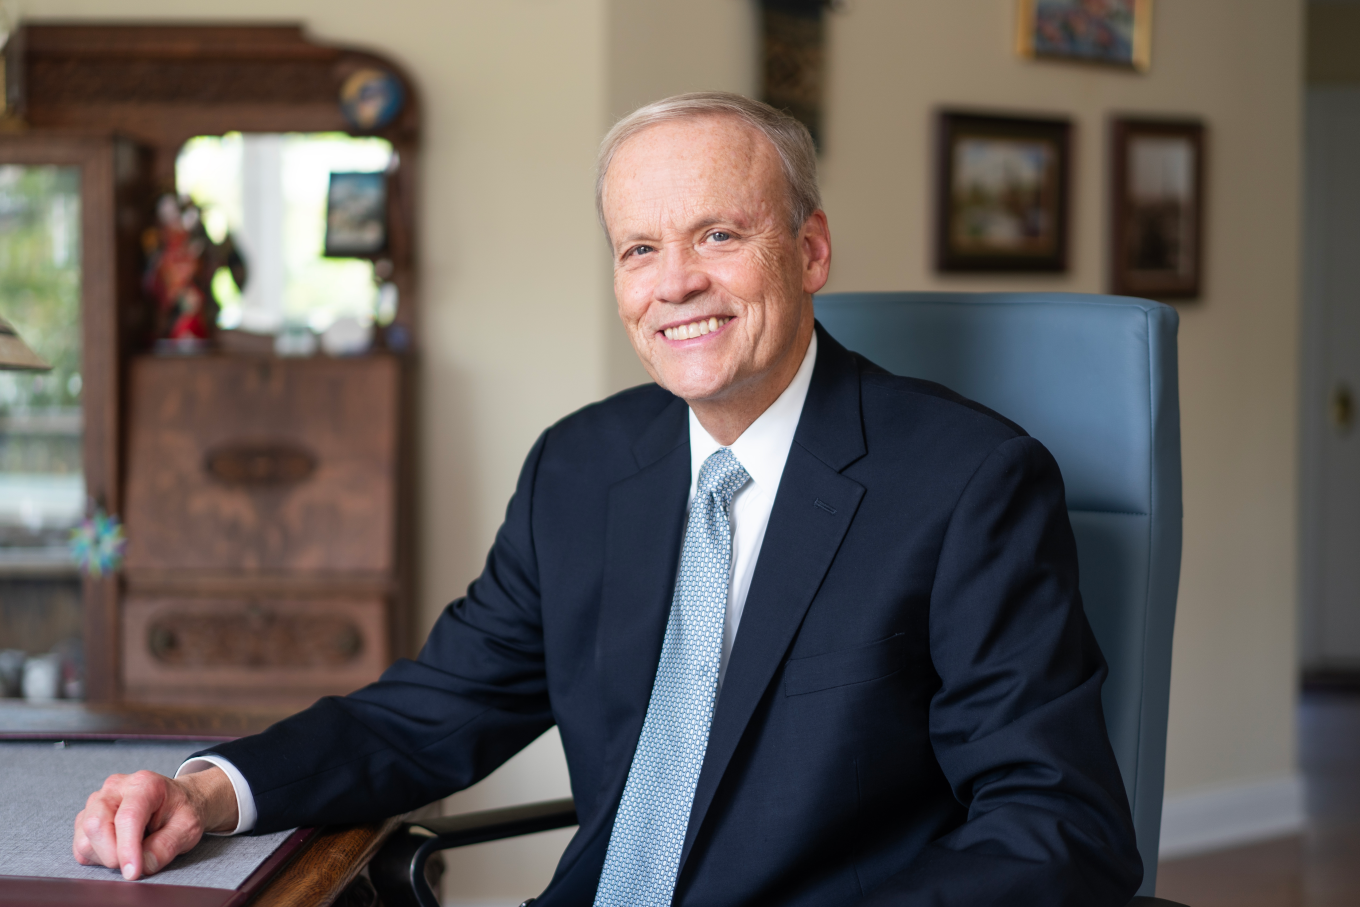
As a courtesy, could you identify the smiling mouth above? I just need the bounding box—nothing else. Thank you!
[663,316,732,341]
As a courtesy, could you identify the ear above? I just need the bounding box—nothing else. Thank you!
[799,210,832,294]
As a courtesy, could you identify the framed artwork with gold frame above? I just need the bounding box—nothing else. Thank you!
[1016,0,1153,72]
[935,111,1071,273]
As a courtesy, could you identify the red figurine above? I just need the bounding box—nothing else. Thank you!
[142,194,246,349]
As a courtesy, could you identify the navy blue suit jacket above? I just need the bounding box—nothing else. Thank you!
[206,324,1142,906]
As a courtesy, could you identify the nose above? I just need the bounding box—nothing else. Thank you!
[654,245,709,305]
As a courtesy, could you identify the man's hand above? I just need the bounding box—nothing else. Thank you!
[72,766,239,880]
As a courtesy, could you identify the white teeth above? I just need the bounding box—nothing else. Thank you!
[664,316,730,341]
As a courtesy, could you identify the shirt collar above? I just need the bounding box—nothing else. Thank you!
[688,330,818,502]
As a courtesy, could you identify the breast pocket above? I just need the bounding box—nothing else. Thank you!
[783,633,908,697]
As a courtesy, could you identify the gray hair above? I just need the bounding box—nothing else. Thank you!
[595,91,821,238]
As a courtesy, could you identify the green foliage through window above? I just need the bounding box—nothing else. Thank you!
[0,165,82,413]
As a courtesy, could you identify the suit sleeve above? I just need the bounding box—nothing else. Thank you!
[862,435,1142,906]
[197,432,557,833]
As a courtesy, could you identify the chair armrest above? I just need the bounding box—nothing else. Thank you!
[1129,898,1190,906]
[369,797,577,907]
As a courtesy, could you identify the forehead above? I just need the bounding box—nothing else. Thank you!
[602,116,785,232]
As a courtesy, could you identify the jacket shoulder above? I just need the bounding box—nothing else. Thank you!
[535,382,680,478]
[547,381,674,440]
[856,356,1028,443]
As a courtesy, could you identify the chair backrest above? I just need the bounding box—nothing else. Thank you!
[815,292,1181,896]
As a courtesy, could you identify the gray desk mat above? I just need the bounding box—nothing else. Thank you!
[0,741,294,889]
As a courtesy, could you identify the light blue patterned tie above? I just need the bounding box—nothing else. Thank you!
[594,447,750,907]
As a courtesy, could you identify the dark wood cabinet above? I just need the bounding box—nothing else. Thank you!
[123,594,390,705]
[124,356,399,575]
[0,23,421,706]
[121,355,403,705]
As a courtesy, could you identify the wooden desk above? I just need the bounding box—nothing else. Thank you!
[0,701,403,907]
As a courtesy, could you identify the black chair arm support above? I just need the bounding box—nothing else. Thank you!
[369,797,578,907]
[367,796,1187,907]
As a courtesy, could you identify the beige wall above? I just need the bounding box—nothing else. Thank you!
[23,0,1304,899]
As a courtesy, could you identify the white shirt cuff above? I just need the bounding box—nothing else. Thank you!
[176,755,258,835]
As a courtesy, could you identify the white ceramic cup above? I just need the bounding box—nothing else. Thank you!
[22,653,63,701]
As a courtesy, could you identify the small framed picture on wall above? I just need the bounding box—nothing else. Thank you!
[1110,118,1205,299]
[935,111,1072,273]
[1016,0,1153,72]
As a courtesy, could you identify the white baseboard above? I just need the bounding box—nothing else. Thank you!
[1159,773,1306,859]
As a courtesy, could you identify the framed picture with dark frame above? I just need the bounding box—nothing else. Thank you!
[1016,0,1153,72]
[1110,117,1205,299]
[935,111,1072,272]
[323,170,388,258]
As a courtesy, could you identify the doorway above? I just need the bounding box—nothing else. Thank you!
[1300,61,1360,682]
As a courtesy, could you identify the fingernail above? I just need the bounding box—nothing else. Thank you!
[122,862,136,880]
[143,851,159,874]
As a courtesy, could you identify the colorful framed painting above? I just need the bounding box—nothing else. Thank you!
[935,111,1071,273]
[1110,117,1205,299]
[1017,0,1153,72]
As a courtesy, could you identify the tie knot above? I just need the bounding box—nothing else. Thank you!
[697,447,750,505]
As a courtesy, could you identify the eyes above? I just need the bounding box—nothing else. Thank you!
[622,231,733,261]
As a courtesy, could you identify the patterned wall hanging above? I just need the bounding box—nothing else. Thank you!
[761,0,833,150]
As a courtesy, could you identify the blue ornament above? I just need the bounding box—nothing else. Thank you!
[340,68,405,131]
[69,509,126,577]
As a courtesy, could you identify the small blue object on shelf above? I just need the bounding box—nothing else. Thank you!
[339,68,405,131]
[69,509,126,577]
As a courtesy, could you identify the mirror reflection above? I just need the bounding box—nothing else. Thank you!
[175,132,394,337]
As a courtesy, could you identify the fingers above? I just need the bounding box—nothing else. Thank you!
[74,775,126,871]
[113,771,172,879]
[72,770,190,880]
[72,808,97,865]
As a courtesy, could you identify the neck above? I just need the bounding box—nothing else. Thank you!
[688,322,813,446]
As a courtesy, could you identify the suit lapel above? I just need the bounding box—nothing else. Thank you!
[590,396,690,834]
[679,324,869,871]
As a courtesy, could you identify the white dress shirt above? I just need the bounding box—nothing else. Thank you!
[183,331,818,834]
[687,331,817,688]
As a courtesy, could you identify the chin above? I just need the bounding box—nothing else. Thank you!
[655,372,738,404]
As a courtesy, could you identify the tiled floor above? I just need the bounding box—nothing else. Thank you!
[1155,693,1360,907]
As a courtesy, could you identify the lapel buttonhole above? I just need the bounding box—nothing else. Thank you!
[813,499,837,515]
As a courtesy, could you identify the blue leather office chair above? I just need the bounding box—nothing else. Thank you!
[371,291,1186,907]
[815,291,1183,901]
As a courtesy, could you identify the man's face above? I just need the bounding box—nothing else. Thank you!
[601,116,829,407]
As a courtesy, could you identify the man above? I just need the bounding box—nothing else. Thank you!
[74,93,1142,906]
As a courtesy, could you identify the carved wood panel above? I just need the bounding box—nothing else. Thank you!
[123,595,388,703]
[123,355,399,574]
